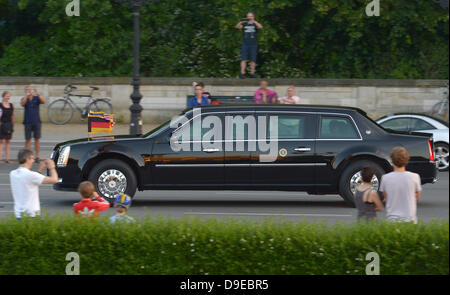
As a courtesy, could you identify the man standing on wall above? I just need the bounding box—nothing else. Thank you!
[21,86,45,162]
[235,12,263,79]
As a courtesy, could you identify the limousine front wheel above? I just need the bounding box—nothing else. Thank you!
[88,159,137,204]
[338,160,384,207]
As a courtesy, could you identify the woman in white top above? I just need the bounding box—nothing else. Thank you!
[279,87,300,104]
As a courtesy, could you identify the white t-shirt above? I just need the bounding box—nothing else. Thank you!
[279,96,300,104]
[10,167,45,218]
[379,171,422,224]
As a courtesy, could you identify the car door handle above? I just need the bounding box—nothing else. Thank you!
[294,147,311,152]
[203,148,220,153]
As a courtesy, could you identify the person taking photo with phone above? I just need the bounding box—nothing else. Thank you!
[21,86,45,163]
[235,12,263,79]
[10,149,58,220]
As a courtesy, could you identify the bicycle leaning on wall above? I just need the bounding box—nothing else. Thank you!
[48,85,113,125]
[430,81,449,122]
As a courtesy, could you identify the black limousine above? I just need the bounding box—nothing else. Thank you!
[51,105,438,206]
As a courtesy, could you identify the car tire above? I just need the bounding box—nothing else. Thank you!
[88,159,137,204]
[338,160,385,207]
[435,142,449,172]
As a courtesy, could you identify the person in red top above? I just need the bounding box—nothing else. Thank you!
[73,181,110,217]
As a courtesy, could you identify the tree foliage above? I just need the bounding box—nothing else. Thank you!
[0,0,448,78]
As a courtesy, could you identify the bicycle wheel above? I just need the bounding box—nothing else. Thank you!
[48,99,74,125]
[88,99,113,115]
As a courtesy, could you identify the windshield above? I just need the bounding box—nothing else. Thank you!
[142,119,171,138]
[142,109,193,138]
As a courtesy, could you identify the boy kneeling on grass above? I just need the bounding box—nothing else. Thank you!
[110,193,135,224]
[73,181,110,217]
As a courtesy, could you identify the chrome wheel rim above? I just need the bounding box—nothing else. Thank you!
[98,169,127,199]
[435,146,449,170]
[350,171,379,194]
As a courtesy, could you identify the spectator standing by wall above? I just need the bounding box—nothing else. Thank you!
[0,91,15,163]
[235,12,263,79]
[254,80,278,104]
[188,84,210,107]
[279,87,300,104]
[21,86,45,162]
[379,147,422,224]
[10,149,58,220]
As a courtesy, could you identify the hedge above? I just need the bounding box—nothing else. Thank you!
[0,214,448,275]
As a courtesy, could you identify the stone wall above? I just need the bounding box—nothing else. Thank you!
[0,77,446,124]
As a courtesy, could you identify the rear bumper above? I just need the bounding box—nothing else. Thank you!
[408,161,438,184]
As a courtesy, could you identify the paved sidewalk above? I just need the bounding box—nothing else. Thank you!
[2,123,158,162]
[9,123,158,143]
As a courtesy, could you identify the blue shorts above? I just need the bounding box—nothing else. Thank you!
[24,123,41,140]
[240,44,258,62]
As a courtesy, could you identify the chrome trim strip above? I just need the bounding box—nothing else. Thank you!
[155,163,327,167]
[173,139,315,143]
[252,163,326,167]
[170,138,362,143]
[155,164,224,168]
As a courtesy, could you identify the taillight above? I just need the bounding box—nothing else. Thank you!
[428,140,435,162]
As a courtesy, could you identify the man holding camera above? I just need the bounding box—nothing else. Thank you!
[235,12,263,79]
[10,149,59,220]
[21,86,45,162]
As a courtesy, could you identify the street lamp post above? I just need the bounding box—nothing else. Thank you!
[115,0,157,135]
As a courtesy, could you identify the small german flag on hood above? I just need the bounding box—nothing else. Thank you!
[88,111,115,135]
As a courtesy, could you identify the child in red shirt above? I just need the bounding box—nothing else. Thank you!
[73,181,110,217]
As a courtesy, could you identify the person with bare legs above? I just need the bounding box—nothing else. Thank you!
[21,86,45,162]
[0,91,15,163]
[235,12,263,78]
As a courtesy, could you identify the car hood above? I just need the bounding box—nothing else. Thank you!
[53,134,141,150]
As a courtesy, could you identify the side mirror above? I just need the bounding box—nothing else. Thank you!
[166,131,178,143]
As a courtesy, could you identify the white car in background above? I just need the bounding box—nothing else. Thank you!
[377,114,449,171]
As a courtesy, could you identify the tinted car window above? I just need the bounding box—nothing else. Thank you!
[320,116,359,139]
[176,115,222,141]
[379,118,410,132]
[225,114,254,140]
[268,115,311,139]
[409,118,436,131]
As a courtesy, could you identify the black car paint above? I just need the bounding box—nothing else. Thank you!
[52,105,438,196]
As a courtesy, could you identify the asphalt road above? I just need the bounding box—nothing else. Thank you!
[0,138,448,223]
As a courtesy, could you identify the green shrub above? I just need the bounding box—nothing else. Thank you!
[0,0,448,79]
[0,214,447,275]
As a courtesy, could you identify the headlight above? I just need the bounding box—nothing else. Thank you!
[57,146,71,167]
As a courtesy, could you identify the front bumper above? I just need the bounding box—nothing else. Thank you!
[53,183,79,192]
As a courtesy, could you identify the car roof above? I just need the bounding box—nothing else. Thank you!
[182,104,367,116]
[376,113,449,127]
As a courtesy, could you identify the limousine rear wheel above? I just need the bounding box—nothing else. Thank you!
[339,160,384,207]
[88,159,137,204]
